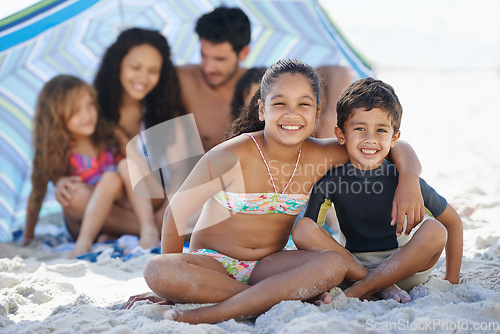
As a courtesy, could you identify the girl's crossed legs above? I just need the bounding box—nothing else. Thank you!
[143,249,347,324]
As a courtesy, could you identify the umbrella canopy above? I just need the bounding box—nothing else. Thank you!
[0,0,372,242]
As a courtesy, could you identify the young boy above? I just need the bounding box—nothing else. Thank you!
[293,77,463,302]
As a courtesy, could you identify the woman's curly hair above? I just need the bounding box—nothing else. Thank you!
[94,27,184,130]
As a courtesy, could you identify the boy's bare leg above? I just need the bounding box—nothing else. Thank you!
[344,219,447,300]
[160,250,347,324]
[293,218,411,302]
[293,219,370,281]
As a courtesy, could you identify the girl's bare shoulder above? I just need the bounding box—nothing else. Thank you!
[209,132,258,154]
[202,132,259,167]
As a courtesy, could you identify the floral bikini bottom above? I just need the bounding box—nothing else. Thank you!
[192,248,259,284]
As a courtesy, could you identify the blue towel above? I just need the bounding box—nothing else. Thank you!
[13,227,189,262]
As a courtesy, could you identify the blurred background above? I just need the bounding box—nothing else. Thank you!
[2,0,499,235]
[319,0,500,233]
[321,0,500,69]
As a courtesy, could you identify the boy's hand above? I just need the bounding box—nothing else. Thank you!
[54,176,81,207]
[391,174,425,236]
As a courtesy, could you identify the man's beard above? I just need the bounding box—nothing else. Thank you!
[204,63,239,88]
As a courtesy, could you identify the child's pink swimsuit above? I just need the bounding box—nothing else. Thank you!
[69,150,119,187]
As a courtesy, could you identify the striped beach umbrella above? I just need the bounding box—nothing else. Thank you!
[0,0,372,242]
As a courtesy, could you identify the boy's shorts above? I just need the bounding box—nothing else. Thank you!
[351,248,437,291]
[348,213,437,291]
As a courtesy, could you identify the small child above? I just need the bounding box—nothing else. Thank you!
[24,75,160,258]
[230,67,267,120]
[293,77,463,302]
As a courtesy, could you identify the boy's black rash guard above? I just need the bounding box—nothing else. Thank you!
[304,160,447,252]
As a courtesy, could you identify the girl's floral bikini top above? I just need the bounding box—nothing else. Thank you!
[213,133,309,215]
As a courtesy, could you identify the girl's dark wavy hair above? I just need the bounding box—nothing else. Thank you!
[226,59,321,139]
[94,27,184,129]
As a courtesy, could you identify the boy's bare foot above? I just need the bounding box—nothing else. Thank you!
[377,284,411,303]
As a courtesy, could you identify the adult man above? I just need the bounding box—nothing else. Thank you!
[177,7,353,152]
[177,7,250,152]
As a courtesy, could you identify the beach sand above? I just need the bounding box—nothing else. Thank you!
[1,68,499,333]
[2,0,500,331]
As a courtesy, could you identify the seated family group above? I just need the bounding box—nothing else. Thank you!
[23,6,463,325]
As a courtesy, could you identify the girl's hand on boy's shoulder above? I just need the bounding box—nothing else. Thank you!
[391,173,425,236]
[55,176,81,207]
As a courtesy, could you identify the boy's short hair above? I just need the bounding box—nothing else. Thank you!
[336,77,402,132]
[195,7,251,55]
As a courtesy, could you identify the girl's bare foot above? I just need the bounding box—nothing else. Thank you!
[138,233,160,250]
[163,309,180,321]
[163,291,336,324]
[163,309,200,324]
[311,292,333,306]
[377,284,411,303]
[97,233,115,243]
[69,241,91,259]
[138,227,160,250]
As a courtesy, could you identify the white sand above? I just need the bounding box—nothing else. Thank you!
[1,68,499,333]
[2,0,500,330]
